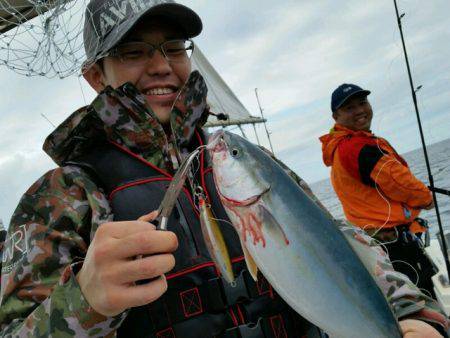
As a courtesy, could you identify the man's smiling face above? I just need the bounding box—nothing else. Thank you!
[94,18,192,125]
[333,95,373,131]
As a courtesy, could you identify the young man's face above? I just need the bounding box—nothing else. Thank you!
[89,18,192,125]
[333,95,373,131]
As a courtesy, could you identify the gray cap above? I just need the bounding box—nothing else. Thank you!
[83,0,202,64]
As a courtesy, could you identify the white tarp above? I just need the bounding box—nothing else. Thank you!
[191,44,264,127]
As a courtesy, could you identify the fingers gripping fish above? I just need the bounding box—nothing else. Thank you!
[207,130,402,338]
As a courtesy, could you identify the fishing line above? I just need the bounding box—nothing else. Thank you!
[371,237,394,255]
[371,235,421,287]
[77,74,88,106]
[370,228,400,248]
[366,138,425,287]
[207,214,247,248]
[208,216,236,229]
[190,150,202,179]
[361,154,397,240]
[183,145,208,207]
[390,259,420,286]
[363,133,428,244]
[192,180,240,231]
[358,136,429,289]
[419,287,433,298]
[168,74,194,165]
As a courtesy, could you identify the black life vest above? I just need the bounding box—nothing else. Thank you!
[68,132,323,338]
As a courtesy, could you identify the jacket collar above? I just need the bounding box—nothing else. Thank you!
[319,124,375,167]
[44,70,209,172]
[330,123,374,137]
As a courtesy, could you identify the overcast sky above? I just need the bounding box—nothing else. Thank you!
[0,0,449,225]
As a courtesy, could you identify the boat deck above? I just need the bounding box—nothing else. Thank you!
[426,239,450,316]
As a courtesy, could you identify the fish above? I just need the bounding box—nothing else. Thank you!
[198,196,235,284]
[207,130,402,338]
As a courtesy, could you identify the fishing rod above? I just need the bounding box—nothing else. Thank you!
[255,88,275,155]
[429,186,450,197]
[393,0,450,282]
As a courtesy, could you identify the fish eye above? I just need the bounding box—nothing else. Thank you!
[231,148,240,157]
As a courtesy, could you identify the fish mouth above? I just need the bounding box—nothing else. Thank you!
[218,185,271,207]
[207,130,227,153]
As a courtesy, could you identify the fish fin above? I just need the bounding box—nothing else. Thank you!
[240,237,258,281]
[258,205,289,246]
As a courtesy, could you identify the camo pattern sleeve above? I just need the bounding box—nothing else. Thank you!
[0,166,126,337]
[339,222,448,333]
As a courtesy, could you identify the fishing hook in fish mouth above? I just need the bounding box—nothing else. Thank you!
[218,185,271,207]
[207,134,225,153]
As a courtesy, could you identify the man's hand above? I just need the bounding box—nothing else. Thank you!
[76,211,178,316]
[400,319,443,337]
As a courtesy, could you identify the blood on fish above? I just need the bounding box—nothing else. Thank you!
[227,204,267,248]
[218,191,260,208]
[250,213,265,247]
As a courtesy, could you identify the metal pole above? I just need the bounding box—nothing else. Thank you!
[429,186,450,197]
[238,126,248,139]
[255,88,275,154]
[41,113,56,128]
[393,0,450,282]
[252,123,261,146]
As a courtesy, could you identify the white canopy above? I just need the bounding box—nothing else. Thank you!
[191,45,264,127]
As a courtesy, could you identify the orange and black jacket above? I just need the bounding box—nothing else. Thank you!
[320,124,432,232]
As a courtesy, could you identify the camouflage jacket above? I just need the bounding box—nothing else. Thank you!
[0,72,448,337]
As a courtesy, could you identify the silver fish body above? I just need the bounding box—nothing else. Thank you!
[208,130,402,338]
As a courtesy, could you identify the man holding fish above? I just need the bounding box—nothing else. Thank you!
[0,1,447,337]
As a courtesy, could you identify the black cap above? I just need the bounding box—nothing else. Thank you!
[331,84,371,112]
[83,0,203,64]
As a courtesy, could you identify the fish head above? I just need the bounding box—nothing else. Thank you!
[208,130,271,205]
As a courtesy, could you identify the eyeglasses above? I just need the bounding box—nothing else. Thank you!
[108,39,194,66]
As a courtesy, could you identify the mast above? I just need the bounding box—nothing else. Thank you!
[393,0,450,282]
[255,88,275,154]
